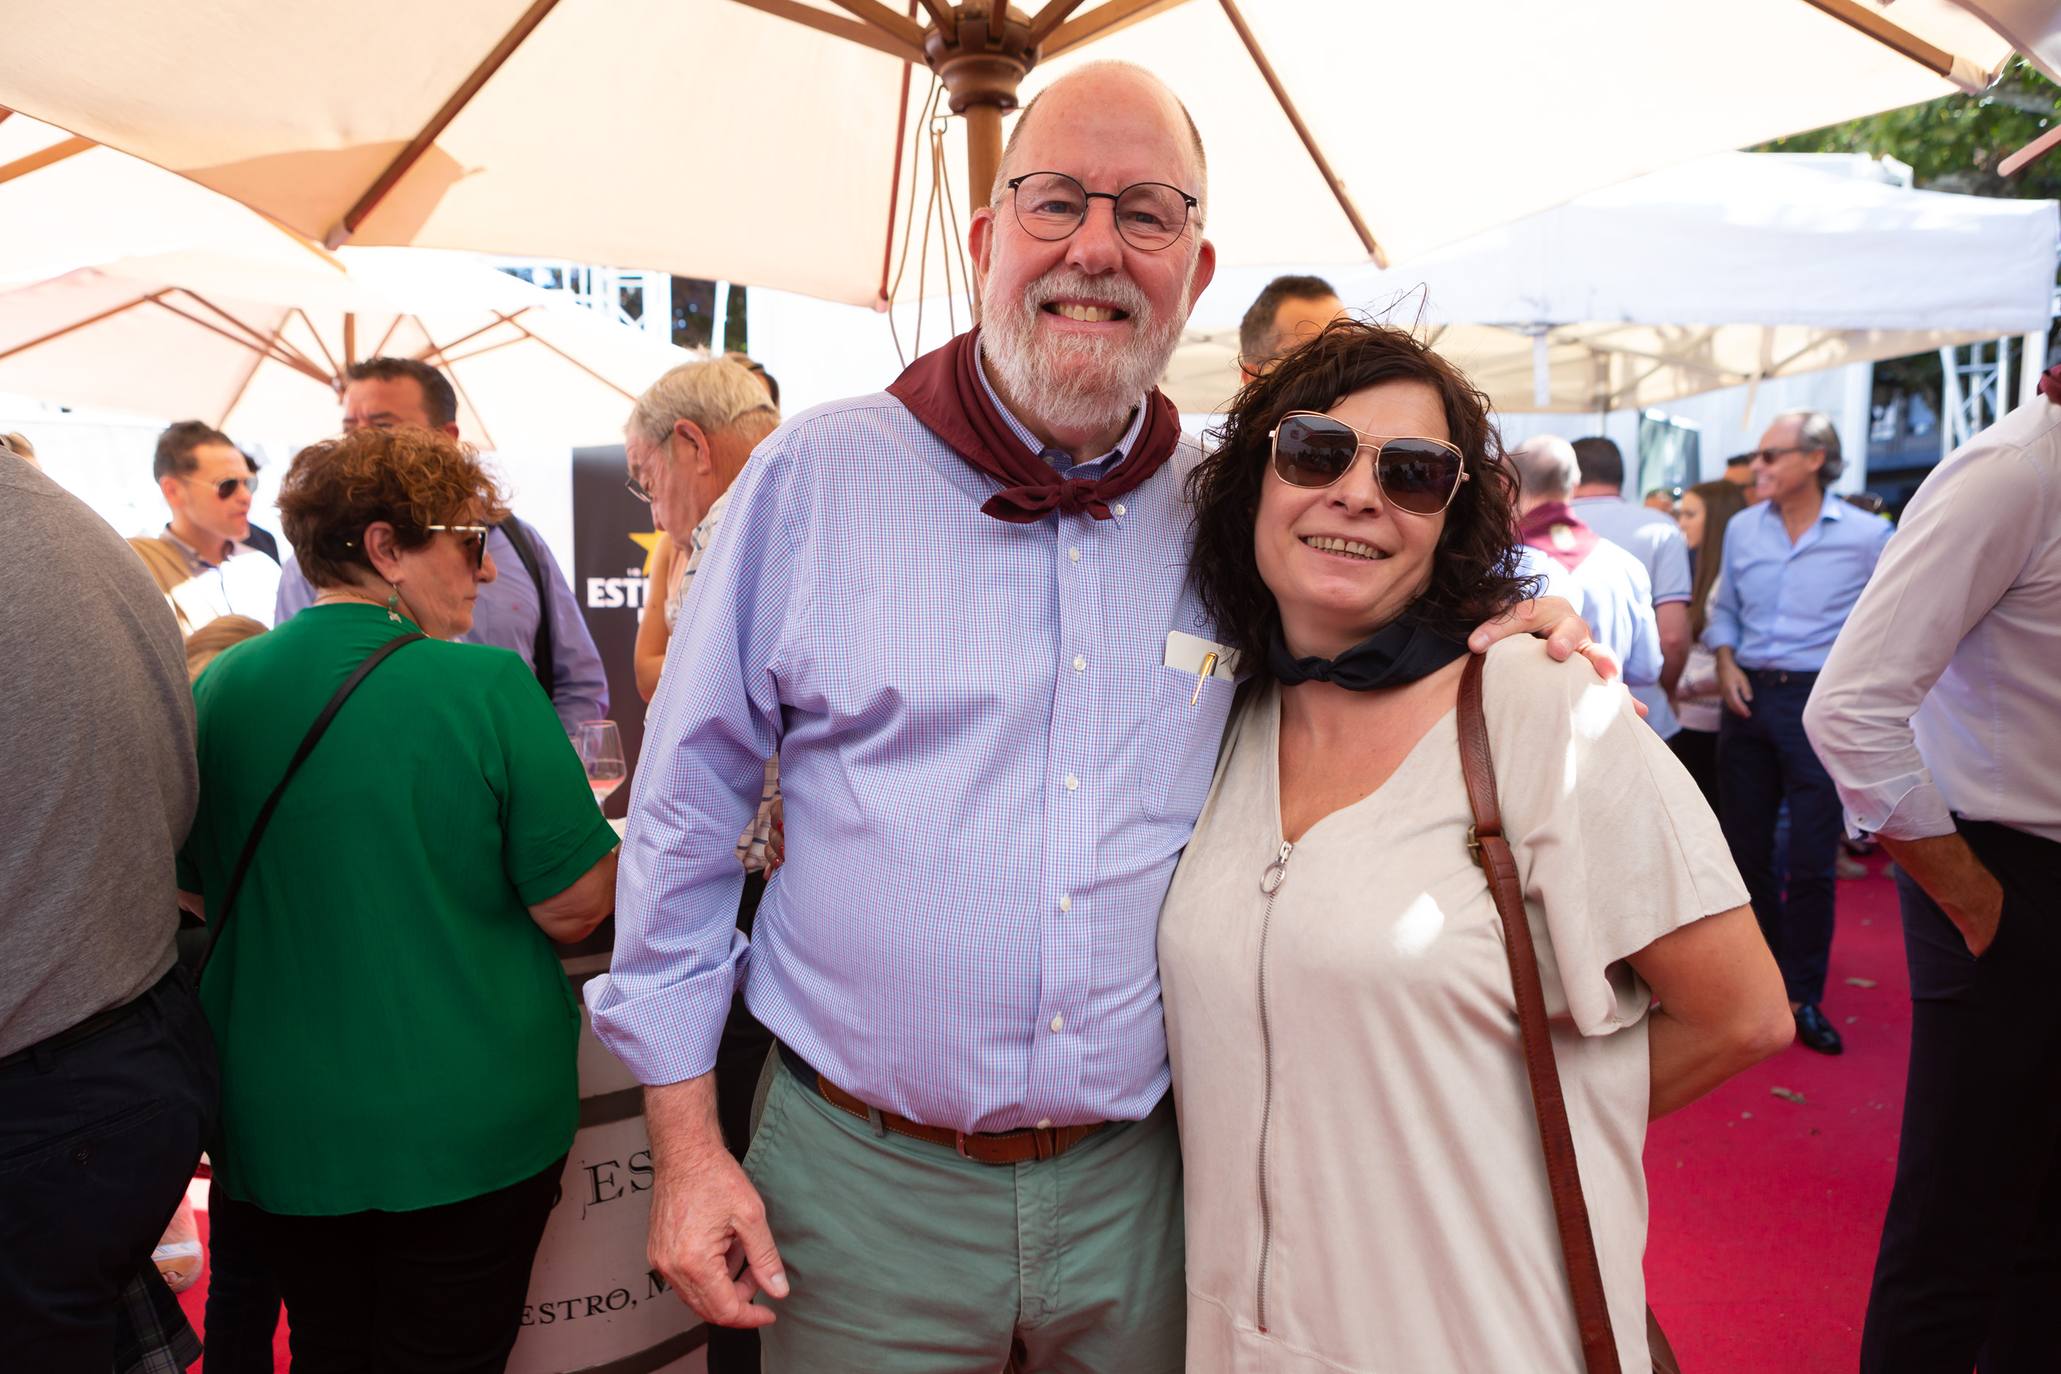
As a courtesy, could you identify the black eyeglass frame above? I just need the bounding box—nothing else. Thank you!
[1267,410,1472,516]
[1004,171,1200,251]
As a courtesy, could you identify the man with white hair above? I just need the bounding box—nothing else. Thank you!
[1511,434,1661,689]
[620,355,781,1374]
[589,62,1599,1372]
[1708,409,1891,1055]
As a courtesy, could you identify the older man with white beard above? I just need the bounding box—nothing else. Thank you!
[587,61,1600,1374]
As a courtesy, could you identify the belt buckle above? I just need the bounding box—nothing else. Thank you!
[954,1130,973,1160]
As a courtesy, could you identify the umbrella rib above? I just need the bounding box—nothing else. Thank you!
[1797,0,1990,91]
[0,291,162,364]
[821,0,928,51]
[291,307,344,381]
[370,314,407,359]
[730,0,927,62]
[0,135,94,187]
[912,0,954,31]
[175,290,329,376]
[1026,0,1092,46]
[1044,0,1195,59]
[424,307,533,359]
[330,0,567,245]
[413,317,500,451]
[216,325,296,427]
[469,310,638,402]
[1215,0,1387,268]
[430,335,529,367]
[147,296,333,385]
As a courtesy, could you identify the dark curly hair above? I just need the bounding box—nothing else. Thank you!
[1186,318,1536,668]
[279,426,507,587]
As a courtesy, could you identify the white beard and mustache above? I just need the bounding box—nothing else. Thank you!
[980,266,1192,437]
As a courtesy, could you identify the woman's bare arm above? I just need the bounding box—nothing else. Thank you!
[528,849,618,943]
[1627,904,1793,1118]
[634,537,676,704]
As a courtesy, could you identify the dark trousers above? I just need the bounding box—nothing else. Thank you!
[1861,820,2061,1373]
[1717,674,1843,1004]
[708,870,775,1374]
[0,966,219,1372]
[240,1155,564,1374]
[1668,726,1719,813]
[203,1189,284,1372]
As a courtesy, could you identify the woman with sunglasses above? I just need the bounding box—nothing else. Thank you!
[1160,321,1792,1372]
[178,425,619,1373]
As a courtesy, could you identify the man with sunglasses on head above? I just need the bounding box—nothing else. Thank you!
[1706,410,1893,1056]
[151,420,282,633]
[273,356,608,734]
[589,61,1606,1374]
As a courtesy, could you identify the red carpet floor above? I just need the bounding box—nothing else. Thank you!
[1646,859,1911,1373]
[173,864,1912,1373]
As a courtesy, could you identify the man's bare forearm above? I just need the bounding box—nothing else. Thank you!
[645,1073,728,1165]
[1881,831,2004,952]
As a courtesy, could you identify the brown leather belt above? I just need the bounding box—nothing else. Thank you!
[779,1043,1105,1166]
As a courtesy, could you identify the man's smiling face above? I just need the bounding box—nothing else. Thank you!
[971,67,1215,443]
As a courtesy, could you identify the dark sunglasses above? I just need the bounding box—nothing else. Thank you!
[1267,411,1470,515]
[426,524,489,569]
[186,474,259,500]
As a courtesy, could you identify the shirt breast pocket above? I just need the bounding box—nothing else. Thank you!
[1141,665,1236,825]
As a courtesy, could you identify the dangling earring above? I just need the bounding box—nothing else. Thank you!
[385,583,402,623]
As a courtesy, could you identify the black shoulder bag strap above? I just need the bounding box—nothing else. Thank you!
[195,632,426,978]
[497,515,557,699]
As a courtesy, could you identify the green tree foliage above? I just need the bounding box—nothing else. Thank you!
[1755,60,2060,425]
[1756,58,2061,200]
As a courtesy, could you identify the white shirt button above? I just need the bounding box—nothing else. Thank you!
[1058,894,1072,913]
[1036,1118,1054,1130]
[1064,773,1079,791]
[1068,546,1081,563]
[1072,654,1086,673]
[1111,503,1126,517]
[1050,1014,1065,1033]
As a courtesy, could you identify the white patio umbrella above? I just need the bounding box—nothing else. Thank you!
[1158,152,2060,416]
[0,240,693,451]
[0,0,2028,308]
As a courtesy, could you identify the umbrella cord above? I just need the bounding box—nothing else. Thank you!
[887,78,944,368]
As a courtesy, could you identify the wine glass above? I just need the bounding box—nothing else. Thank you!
[575,720,627,805]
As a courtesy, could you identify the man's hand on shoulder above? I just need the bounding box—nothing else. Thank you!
[1468,595,1642,711]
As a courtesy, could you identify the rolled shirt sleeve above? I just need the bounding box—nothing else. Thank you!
[583,443,800,1085]
[1804,455,2043,842]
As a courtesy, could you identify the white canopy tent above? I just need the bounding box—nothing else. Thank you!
[0,0,2029,309]
[1159,152,2059,419]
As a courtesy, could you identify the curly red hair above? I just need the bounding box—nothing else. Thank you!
[279,426,507,588]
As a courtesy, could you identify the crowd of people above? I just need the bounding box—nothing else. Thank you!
[2,56,2055,1374]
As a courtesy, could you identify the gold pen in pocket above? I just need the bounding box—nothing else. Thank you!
[1190,651,1218,706]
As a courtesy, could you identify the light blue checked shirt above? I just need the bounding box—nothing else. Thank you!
[1704,492,1893,672]
[586,368,1234,1133]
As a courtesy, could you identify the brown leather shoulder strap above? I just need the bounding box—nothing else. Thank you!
[1458,652,1623,1374]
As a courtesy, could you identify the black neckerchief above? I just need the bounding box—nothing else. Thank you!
[1267,609,1472,691]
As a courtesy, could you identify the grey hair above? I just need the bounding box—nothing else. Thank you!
[1774,409,1843,487]
[1510,434,1580,502]
[627,357,780,447]
[990,61,1209,227]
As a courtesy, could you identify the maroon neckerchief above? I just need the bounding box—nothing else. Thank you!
[1519,500,1602,573]
[2041,364,2061,405]
[885,326,1182,524]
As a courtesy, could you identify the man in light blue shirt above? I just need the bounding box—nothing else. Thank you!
[1706,409,1892,1055]
[273,357,608,733]
[592,63,1600,1374]
[1511,435,1662,688]
[1572,436,1693,736]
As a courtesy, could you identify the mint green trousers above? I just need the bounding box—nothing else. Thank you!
[743,1054,1186,1374]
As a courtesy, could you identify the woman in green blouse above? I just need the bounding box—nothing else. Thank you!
[179,426,618,1373]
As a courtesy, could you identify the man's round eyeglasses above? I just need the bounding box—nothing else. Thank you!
[1006,171,1198,252]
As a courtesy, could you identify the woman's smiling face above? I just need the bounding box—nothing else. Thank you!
[1255,380,1452,661]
